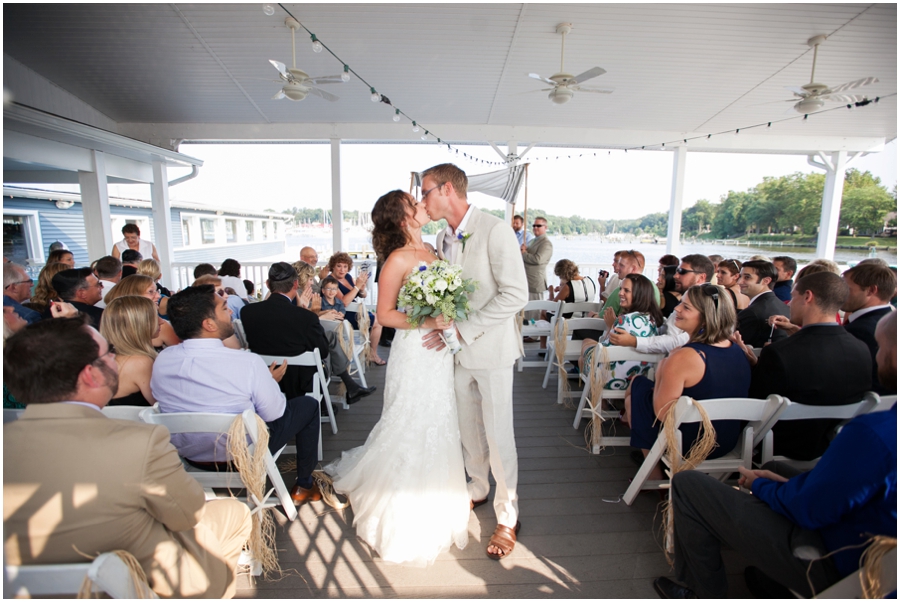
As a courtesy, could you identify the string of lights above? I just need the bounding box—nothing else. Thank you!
[267,4,892,169]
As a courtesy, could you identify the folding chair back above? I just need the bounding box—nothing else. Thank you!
[3,408,24,424]
[809,546,896,599]
[542,316,607,401]
[340,318,368,389]
[870,393,897,412]
[558,301,603,319]
[102,403,155,422]
[232,319,249,349]
[140,407,298,522]
[623,395,785,506]
[5,552,158,598]
[518,300,561,371]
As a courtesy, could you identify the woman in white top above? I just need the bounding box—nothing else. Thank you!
[111,224,160,263]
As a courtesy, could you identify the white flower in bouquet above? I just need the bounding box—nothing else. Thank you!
[397,261,477,354]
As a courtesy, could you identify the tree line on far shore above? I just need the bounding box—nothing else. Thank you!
[280,168,896,239]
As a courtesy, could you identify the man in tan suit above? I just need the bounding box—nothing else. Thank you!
[3,316,251,598]
[425,163,529,560]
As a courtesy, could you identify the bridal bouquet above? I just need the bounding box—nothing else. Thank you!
[398,260,476,354]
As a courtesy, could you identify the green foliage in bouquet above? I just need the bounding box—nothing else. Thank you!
[397,260,477,328]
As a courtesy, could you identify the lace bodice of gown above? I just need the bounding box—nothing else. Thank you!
[324,327,469,566]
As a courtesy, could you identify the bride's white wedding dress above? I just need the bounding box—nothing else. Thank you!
[324,327,470,566]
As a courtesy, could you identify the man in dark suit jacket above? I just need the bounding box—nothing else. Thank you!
[737,260,790,347]
[749,272,872,461]
[46,267,104,328]
[842,262,897,394]
[241,262,375,404]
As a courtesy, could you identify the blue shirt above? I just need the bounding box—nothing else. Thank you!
[3,295,41,324]
[321,296,346,315]
[515,229,534,246]
[773,280,793,303]
[753,403,897,576]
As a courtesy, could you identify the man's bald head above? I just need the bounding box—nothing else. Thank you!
[299,247,319,266]
[874,311,897,392]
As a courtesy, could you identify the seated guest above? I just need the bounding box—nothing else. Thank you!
[100,296,159,406]
[46,248,76,268]
[93,255,122,309]
[4,317,251,598]
[796,258,840,279]
[579,274,664,389]
[193,263,217,279]
[657,264,680,318]
[48,267,104,327]
[218,258,249,300]
[548,259,598,312]
[736,259,790,347]
[601,250,659,316]
[243,279,257,301]
[152,285,324,504]
[3,262,40,324]
[328,252,385,365]
[743,272,872,461]
[841,263,897,394]
[26,262,70,314]
[715,258,750,310]
[772,255,797,302]
[120,249,142,278]
[608,254,713,354]
[106,274,180,349]
[137,258,172,297]
[299,246,323,294]
[241,263,375,405]
[195,274,246,320]
[625,283,750,481]
[707,254,723,285]
[653,311,896,600]
[319,275,347,315]
[111,223,160,263]
[599,251,622,303]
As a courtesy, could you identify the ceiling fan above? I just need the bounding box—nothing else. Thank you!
[527,23,613,104]
[269,17,343,102]
[779,34,878,114]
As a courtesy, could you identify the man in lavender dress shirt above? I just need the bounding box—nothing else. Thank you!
[152,285,323,505]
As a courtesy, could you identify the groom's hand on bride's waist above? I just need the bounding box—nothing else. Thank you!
[422,329,447,351]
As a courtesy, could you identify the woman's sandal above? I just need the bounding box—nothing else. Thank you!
[486,521,521,560]
[369,357,387,366]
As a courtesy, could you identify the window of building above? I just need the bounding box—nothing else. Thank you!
[225,219,237,243]
[261,221,268,240]
[245,220,254,242]
[3,216,29,264]
[182,218,191,246]
[200,219,216,245]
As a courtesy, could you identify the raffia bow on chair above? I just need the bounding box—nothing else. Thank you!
[860,535,897,599]
[337,323,356,376]
[226,414,280,578]
[77,550,154,599]
[356,303,371,366]
[583,345,614,449]
[553,318,571,405]
[659,398,717,565]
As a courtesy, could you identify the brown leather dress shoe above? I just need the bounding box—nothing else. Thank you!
[290,483,322,505]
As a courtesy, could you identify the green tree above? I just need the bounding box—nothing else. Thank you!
[840,186,897,236]
[682,199,717,235]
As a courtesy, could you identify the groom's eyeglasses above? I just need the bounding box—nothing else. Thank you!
[421,185,441,201]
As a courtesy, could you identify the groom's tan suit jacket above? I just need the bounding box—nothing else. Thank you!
[436,208,529,370]
[3,403,236,598]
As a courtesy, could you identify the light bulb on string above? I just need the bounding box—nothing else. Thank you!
[392,109,401,122]
[262,4,275,16]
[311,35,323,53]
[412,121,419,133]
[370,88,380,102]
[341,65,351,82]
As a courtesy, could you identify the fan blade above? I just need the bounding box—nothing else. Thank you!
[785,86,809,98]
[528,73,556,85]
[272,89,285,100]
[827,77,878,94]
[308,86,339,102]
[818,93,867,104]
[576,87,614,94]
[309,75,344,85]
[269,60,289,79]
[571,66,606,84]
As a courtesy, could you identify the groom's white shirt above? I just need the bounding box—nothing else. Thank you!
[440,204,476,265]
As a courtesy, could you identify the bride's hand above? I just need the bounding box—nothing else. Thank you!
[433,315,455,331]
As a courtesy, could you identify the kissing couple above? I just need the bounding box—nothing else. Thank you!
[325,163,529,566]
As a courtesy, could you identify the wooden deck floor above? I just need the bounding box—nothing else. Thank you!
[237,345,752,598]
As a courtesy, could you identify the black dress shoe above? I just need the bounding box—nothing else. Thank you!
[347,385,376,405]
[653,577,696,599]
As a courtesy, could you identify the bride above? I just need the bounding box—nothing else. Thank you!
[325,190,470,566]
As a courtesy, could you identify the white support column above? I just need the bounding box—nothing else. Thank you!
[811,150,849,260]
[666,145,688,256]
[150,161,174,284]
[78,150,113,261]
[331,138,343,253]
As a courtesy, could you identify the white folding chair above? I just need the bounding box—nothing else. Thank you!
[542,316,607,405]
[102,403,156,422]
[573,346,666,453]
[340,318,368,389]
[758,393,879,469]
[558,300,603,319]
[869,393,897,412]
[5,551,158,598]
[140,407,299,522]
[232,318,249,349]
[805,546,896,599]
[3,408,24,423]
[623,395,785,506]
[517,299,560,371]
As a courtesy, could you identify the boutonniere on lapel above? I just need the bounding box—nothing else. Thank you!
[457,231,473,252]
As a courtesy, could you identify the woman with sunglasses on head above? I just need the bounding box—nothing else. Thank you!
[623,283,750,482]
[106,275,181,349]
[715,259,750,310]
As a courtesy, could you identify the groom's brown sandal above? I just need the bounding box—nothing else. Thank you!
[486,521,520,560]
[470,497,489,510]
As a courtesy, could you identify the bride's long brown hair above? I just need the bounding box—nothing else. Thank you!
[371,190,416,261]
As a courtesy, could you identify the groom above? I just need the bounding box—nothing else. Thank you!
[421,163,529,559]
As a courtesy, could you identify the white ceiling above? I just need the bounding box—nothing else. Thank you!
[3,3,897,150]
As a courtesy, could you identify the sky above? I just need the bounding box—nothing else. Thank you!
[95,138,897,222]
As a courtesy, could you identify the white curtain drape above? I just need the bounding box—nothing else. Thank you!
[413,164,528,205]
